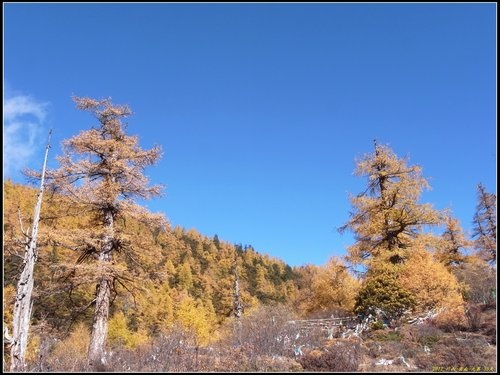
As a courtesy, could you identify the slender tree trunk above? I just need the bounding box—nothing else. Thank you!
[87,210,113,369]
[10,130,52,372]
[233,264,243,346]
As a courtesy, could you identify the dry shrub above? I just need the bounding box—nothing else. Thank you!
[45,322,90,372]
[365,338,408,360]
[414,336,495,371]
[453,259,496,304]
[465,303,482,331]
[433,308,467,332]
[400,324,443,348]
[369,329,403,342]
[211,344,254,372]
[481,307,496,344]
[120,324,198,372]
[222,303,326,361]
[237,304,297,357]
[254,355,303,372]
[298,339,361,372]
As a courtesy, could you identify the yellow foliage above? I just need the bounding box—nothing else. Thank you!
[133,282,174,335]
[399,246,465,325]
[4,181,301,347]
[25,334,41,364]
[50,322,90,363]
[175,294,218,346]
[452,255,496,304]
[3,285,15,327]
[177,262,194,290]
[163,259,176,283]
[341,143,442,266]
[108,311,149,349]
[255,265,275,298]
[310,257,360,313]
[432,215,469,268]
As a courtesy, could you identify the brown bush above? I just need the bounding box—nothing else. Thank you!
[414,336,495,371]
[223,303,326,361]
[236,304,297,357]
[453,261,496,305]
[400,324,444,348]
[40,322,90,372]
[479,304,497,344]
[365,338,409,360]
[298,340,361,372]
[465,303,482,331]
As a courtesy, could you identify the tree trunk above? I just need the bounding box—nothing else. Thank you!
[10,247,36,372]
[10,130,51,372]
[87,210,114,369]
[233,264,243,346]
[87,269,111,368]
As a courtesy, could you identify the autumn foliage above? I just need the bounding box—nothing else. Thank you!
[340,142,469,327]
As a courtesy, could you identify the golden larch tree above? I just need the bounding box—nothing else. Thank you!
[40,97,167,368]
[339,141,442,267]
[433,215,470,268]
[340,142,465,324]
[309,257,359,314]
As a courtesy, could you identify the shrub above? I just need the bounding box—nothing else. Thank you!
[378,331,403,342]
[414,336,495,371]
[298,340,361,372]
[453,259,496,304]
[370,320,385,331]
[231,304,301,357]
[45,322,90,372]
[433,308,467,332]
[465,303,482,331]
[400,324,443,348]
[355,272,416,323]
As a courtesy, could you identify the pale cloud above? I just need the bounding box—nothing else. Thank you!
[4,95,49,177]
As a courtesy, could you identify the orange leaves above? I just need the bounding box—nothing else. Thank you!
[399,246,465,326]
[48,96,163,209]
[341,143,443,265]
[310,257,359,313]
[72,96,131,118]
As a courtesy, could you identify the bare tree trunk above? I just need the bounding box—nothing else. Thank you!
[87,210,113,369]
[233,263,243,346]
[10,130,52,372]
[87,268,111,368]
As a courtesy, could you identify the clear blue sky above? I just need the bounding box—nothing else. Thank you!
[4,3,496,267]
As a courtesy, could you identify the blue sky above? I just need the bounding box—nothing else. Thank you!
[4,3,496,267]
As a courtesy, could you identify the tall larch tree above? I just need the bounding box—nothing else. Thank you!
[472,183,496,265]
[339,142,464,322]
[339,141,442,267]
[40,97,166,368]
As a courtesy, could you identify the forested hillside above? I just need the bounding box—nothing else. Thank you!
[4,178,302,339]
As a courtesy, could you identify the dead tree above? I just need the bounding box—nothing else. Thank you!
[10,129,52,372]
[233,260,243,346]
